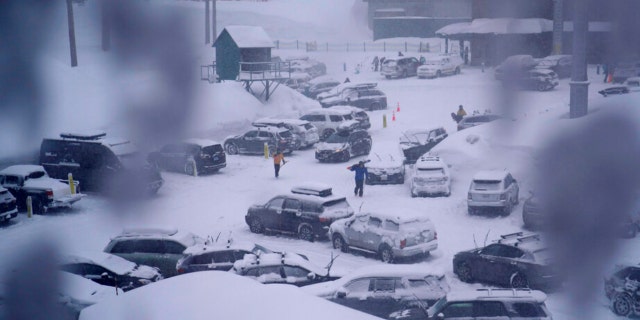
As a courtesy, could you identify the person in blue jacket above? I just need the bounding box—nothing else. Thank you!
[347,161,368,197]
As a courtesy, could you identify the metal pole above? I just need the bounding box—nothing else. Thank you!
[205,0,210,44]
[66,0,78,67]
[569,0,588,118]
[552,0,564,54]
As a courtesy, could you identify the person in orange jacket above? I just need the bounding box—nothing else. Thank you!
[273,149,286,178]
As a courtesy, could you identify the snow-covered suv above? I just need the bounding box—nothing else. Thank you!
[253,118,320,149]
[468,170,519,216]
[390,288,553,320]
[300,109,357,140]
[605,264,640,317]
[0,165,84,214]
[330,212,438,263]
[224,126,296,155]
[381,57,420,79]
[411,156,451,197]
[231,252,339,286]
[417,55,463,78]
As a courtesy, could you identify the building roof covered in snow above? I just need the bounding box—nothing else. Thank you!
[215,26,274,49]
[436,18,553,36]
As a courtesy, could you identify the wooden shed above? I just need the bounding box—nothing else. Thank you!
[213,26,275,81]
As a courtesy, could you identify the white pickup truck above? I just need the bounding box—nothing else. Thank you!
[417,55,464,79]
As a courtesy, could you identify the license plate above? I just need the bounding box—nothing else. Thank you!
[481,194,491,199]
[381,175,388,180]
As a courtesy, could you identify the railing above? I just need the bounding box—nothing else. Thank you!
[238,61,291,81]
[200,62,217,83]
[272,39,443,53]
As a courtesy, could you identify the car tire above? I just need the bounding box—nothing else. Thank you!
[612,293,634,317]
[510,272,529,288]
[379,244,394,263]
[332,234,348,253]
[248,218,264,234]
[501,202,513,216]
[341,151,351,162]
[456,262,473,282]
[436,70,441,78]
[455,67,460,75]
[468,207,476,215]
[32,198,45,215]
[298,225,314,242]
[537,83,547,92]
[411,191,417,198]
[225,143,239,155]
[184,160,196,176]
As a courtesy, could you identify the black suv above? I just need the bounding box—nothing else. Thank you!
[605,264,640,317]
[321,88,388,111]
[453,232,559,290]
[148,139,226,176]
[224,127,295,155]
[245,185,354,241]
[315,129,372,162]
[0,187,17,223]
[40,132,163,195]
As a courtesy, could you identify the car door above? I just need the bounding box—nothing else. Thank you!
[262,197,285,230]
[240,131,259,153]
[158,240,187,277]
[473,244,507,283]
[361,216,384,252]
[347,133,361,155]
[257,265,286,284]
[473,301,510,320]
[344,215,367,249]
[256,131,274,153]
[437,302,474,320]
[157,144,178,170]
[208,250,237,271]
[363,278,405,318]
[332,278,372,312]
[282,265,313,286]
[281,198,303,233]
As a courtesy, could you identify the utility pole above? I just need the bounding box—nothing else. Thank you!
[212,0,217,40]
[205,0,210,44]
[101,0,111,51]
[569,0,588,118]
[66,0,78,67]
[552,0,564,54]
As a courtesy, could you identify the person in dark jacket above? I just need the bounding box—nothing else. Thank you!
[373,56,380,71]
[347,161,368,197]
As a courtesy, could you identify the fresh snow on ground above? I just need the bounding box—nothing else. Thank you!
[2,0,640,319]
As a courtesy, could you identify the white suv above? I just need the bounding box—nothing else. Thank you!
[300,109,357,140]
[411,156,451,197]
[417,55,464,79]
[468,170,519,216]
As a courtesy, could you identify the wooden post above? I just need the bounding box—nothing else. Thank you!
[404,41,407,52]
[205,0,210,44]
[66,0,78,67]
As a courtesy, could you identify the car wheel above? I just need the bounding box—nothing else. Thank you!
[445,189,451,197]
[370,102,381,111]
[332,234,348,253]
[501,202,513,216]
[537,83,547,92]
[455,67,460,75]
[341,151,351,162]
[411,191,417,198]
[436,70,441,78]
[612,293,634,317]
[248,218,264,234]
[385,75,391,79]
[298,225,314,242]
[379,244,394,263]
[184,160,196,176]
[225,143,239,155]
[510,272,529,288]
[402,70,408,78]
[32,198,45,215]
[456,262,473,282]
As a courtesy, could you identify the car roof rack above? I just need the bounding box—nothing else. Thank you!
[291,184,332,197]
[120,227,178,237]
[60,132,107,141]
[476,288,533,297]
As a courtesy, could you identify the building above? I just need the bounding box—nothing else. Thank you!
[212,26,274,81]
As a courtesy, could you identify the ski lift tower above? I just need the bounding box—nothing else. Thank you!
[207,26,290,101]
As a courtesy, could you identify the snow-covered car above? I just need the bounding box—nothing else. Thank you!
[300,108,357,140]
[176,241,277,274]
[224,126,296,155]
[320,87,387,111]
[283,72,312,91]
[316,82,377,102]
[457,114,502,131]
[605,263,640,317]
[399,128,448,164]
[148,139,226,176]
[303,265,449,319]
[245,185,354,242]
[230,252,339,286]
[381,57,420,79]
[287,57,327,78]
[315,129,372,163]
[60,252,163,292]
[0,165,84,214]
[494,54,537,81]
[40,132,163,195]
[517,69,560,91]
[411,155,451,197]
[253,118,320,149]
[390,288,553,320]
[535,54,572,78]
[303,78,341,99]
[612,60,640,83]
[417,55,463,78]
[453,232,559,290]
[0,187,17,223]
[57,271,119,315]
[365,151,405,185]
[330,212,438,263]
[598,86,630,97]
[626,77,640,91]
[328,105,371,130]
[467,170,519,216]
[103,228,205,278]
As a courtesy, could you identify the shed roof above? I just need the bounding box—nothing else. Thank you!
[215,26,274,49]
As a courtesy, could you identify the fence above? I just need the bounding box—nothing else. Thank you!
[272,40,443,54]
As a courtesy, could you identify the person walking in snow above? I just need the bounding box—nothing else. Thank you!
[344,77,351,83]
[398,51,404,57]
[373,56,380,71]
[272,149,286,178]
[451,105,467,123]
[347,161,368,197]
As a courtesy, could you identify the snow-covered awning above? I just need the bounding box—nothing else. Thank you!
[436,18,553,37]
[221,25,274,48]
[563,21,612,32]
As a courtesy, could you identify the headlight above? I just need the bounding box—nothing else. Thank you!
[335,148,343,153]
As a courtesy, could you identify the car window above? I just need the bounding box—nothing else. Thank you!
[329,115,342,122]
[234,250,251,261]
[268,198,285,210]
[369,278,396,292]
[136,240,166,254]
[3,175,21,186]
[258,266,282,277]
[367,217,382,228]
[283,266,309,278]
[163,241,187,254]
[442,302,473,318]
[512,302,547,317]
[258,131,271,138]
[244,267,260,277]
[191,252,215,265]
[501,246,525,259]
[108,241,134,254]
[628,270,640,281]
[60,263,85,274]
[344,279,371,293]
[283,199,301,211]
[474,301,508,317]
[480,244,504,257]
[84,264,110,276]
[382,220,400,232]
[472,180,502,191]
[245,131,258,138]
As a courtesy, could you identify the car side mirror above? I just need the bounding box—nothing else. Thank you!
[336,289,347,298]
[436,313,445,320]
[101,272,110,279]
[307,272,316,280]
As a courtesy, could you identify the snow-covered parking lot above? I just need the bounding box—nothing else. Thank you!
[2,1,640,319]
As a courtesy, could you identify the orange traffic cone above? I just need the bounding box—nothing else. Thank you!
[607,74,613,83]
[396,102,400,112]
[392,111,396,121]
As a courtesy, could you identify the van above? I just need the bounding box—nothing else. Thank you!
[40,132,163,195]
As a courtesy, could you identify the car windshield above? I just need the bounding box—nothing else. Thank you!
[326,132,349,143]
[472,180,502,191]
[252,244,273,255]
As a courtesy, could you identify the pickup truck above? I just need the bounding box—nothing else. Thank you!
[0,165,84,214]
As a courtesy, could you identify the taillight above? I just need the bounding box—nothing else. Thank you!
[400,239,407,249]
[46,189,54,199]
[434,231,438,240]
[177,268,184,274]
[467,193,472,200]
[318,217,330,223]
[500,193,507,200]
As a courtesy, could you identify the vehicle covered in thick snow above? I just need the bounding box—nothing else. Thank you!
[411,155,451,197]
[300,108,357,140]
[453,232,560,290]
[494,54,538,81]
[230,252,339,286]
[176,241,277,274]
[381,57,420,79]
[147,139,226,176]
[320,87,388,111]
[245,185,354,241]
[0,187,17,223]
[605,263,640,317]
[315,129,372,163]
[365,150,405,185]
[457,113,502,131]
[303,77,341,99]
[252,118,320,149]
[0,165,84,214]
[399,128,448,164]
[328,105,371,130]
[224,126,296,155]
[303,265,449,319]
[417,55,463,78]
[330,212,438,263]
[60,252,162,292]
[535,54,572,78]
